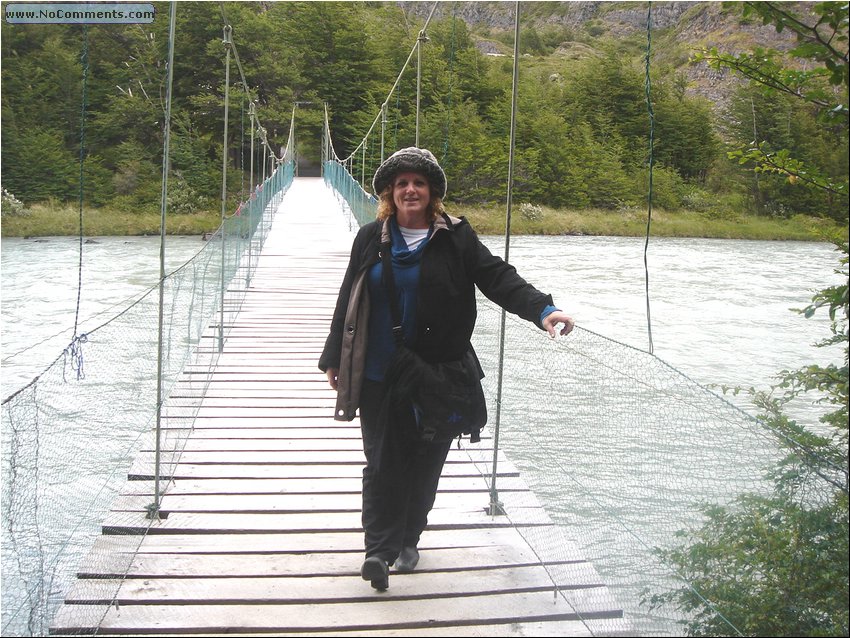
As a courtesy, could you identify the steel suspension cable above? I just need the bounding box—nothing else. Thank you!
[240,95,245,201]
[489,0,522,517]
[333,0,439,163]
[643,2,656,355]
[71,25,89,364]
[219,3,284,164]
[152,0,178,519]
[220,24,232,353]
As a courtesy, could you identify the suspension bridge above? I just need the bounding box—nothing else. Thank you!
[2,3,846,637]
[42,176,628,636]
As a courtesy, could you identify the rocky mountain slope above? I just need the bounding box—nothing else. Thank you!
[398,1,809,111]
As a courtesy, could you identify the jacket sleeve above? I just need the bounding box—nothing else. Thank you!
[318,225,373,372]
[463,224,554,329]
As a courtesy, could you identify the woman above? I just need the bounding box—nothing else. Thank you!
[318,147,574,591]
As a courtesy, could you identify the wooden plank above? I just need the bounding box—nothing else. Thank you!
[53,590,622,634]
[171,388,338,399]
[100,507,552,536]
[50,618,610,637]
[128,462,516,481]
[159,416,359,428]
[84,527,535,556]
[109,491,507,514]
[168,397,339,408]
[144,439,496,454]
[77,544,587,580]
[75,530,603,591]
[128,449,509,466]
[119,475,527,496]
[162,438,366,451]
[65,563,605,605]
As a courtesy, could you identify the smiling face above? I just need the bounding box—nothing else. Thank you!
[392,171,431,228]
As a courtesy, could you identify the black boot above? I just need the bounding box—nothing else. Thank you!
[395,546,420,572]
[361,556,389,590]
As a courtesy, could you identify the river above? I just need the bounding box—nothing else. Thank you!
[3,233,842,400]
[1,229,844,636]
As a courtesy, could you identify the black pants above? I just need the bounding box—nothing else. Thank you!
[358,379,453,565]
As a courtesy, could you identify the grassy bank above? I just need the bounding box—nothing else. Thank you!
[1,201,845,242]
[1,203,221,237]
[456,204,846,242]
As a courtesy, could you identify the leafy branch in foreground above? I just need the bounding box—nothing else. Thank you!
[728,143,848,196]
[694,2,848,219]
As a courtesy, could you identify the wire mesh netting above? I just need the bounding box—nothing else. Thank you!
[323,157,379,230]
[1,161,294,637]
[466,307,778,636]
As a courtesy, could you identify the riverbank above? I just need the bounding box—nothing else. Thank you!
[1,203,220,237]
[1,200,845,241]
[461,204,846,242]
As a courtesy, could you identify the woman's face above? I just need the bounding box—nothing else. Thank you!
[392,171,431,222]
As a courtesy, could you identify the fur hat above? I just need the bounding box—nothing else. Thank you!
[372,147,447,199]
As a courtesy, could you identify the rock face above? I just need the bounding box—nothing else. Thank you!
[398,1,805,41]
[397,1,807,112]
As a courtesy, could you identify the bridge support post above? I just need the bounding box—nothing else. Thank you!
[381,102,387,163]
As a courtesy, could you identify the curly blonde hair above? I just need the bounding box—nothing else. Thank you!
[375,185,446,222]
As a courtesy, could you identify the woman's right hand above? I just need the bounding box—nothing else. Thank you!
[326,368,339,391]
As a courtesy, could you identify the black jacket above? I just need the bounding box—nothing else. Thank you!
[319,214,554,379]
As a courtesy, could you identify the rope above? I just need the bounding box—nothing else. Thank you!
[72,25,89,341]
[62,334,87,382]
[441,2,458,167]
[643,2,655,355]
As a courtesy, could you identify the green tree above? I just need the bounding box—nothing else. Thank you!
[564,51,649,169]
[652,89,719,183]
[1,23,86,203]
[275,2,385,160]
[727,82,847,219]
[0,128,78,202]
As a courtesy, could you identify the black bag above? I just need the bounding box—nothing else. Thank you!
[381,241,486,443]
[385,345,486,443]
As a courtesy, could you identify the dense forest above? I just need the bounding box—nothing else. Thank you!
[1,1,848,224]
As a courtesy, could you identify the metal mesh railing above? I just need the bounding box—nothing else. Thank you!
[1,159,294,637]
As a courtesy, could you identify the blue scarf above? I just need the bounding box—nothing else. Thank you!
[364,217,433,381]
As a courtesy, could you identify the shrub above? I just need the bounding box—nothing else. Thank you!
[1,187,27,216]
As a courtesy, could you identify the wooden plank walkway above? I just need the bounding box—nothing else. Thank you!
[51,178,629,636]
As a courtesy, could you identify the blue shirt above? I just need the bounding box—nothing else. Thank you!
[364,218,432,381]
